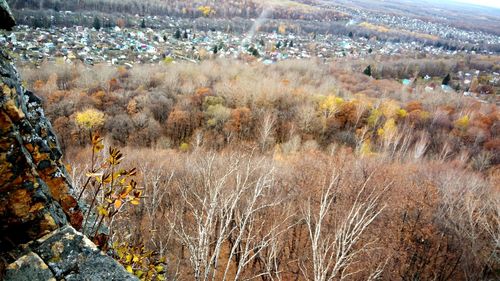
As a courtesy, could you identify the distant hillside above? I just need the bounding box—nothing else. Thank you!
[324,0,500,35]
[6,0,348,21]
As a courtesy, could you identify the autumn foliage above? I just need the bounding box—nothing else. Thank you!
[22,59,499,280]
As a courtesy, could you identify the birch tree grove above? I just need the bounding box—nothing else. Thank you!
[170,152,286,281]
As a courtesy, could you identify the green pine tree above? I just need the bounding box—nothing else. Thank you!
[93,16,101,30]
[363,65,372,77]
[174,29,181,40]
[442,74,451,85]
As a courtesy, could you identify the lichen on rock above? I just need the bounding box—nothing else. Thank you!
[0,2,136,279]
[4,252,55,281]
[0,47,81,252]
[5,226,138,281]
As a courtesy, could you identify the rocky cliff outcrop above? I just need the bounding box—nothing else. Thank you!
[0,0,15,30]
[0,46,82,253]
[0,1,137,279]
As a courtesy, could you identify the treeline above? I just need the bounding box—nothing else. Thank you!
[7,0,347,21]
[20,59,499,169]
[367,56,500,79]
[352,26,500,54]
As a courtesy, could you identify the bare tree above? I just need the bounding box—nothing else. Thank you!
[434,169,500,280]
[302,172,389,281]
[139,161,174,257]
[259,113,276,152]
[171,152,285,281]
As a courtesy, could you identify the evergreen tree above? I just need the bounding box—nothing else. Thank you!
[363,65,372,77]
[174,29,181,40]
[289,40,294,48]
[141,18,146,29]
[213,45,218,54]
[348,31,353,38]
[93,16,101,30]
[442,74,451,85]
[32,17,43,28]
[248,47,260,57]
[183,30,188,39]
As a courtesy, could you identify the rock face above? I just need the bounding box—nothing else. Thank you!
[0,0,15,30]
[0,47,82,253]
[0,2,137,280]
[4,226,137,281]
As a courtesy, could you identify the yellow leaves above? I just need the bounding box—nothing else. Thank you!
[108,148,123,166]
[114,199,122,209]
[126,253,133,263]
[75,108,105,130]
[455,115,470,130]
[197,5,215,17]
[179,142,190,152]
[367,109,382,127]
[83,133,142,245]
[396,109,408,119]
[113,241,166,280]
[318,95,344,118]
[155,265,164,272]
[379,118,397,139]
[97,205,109,217]
[119,185,133,199]
[135,270,144,278]
[163,56,174,64]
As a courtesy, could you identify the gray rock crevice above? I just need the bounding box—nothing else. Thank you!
[5,226,138,281]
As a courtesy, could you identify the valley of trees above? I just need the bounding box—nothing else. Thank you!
[19,57,500,280]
